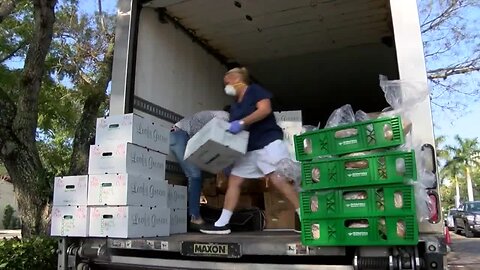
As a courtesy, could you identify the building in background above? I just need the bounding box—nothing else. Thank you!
[0,175,19,230]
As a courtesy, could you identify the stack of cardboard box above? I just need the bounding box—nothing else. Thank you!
[51,175,89,237]
[51,113,188,238]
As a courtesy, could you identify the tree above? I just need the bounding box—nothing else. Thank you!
[0,0,57,238]
[418,0,480,112]
[437,135,463,207]
[0,0,114,237]
[442,156,464,207]
[444,136,480,202]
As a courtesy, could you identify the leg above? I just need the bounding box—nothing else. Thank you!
[223,174,245,211]
[267,173,300,209]
[170,130,203,222]
[200,152,262,235]
[258,140,300,209]
[199,174,245,235]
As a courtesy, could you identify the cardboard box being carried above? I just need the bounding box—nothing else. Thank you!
[53,175,88,206]
[51,206,89,237]
[95,113,170,155]
[88,143,166,179]
[89,206,170,238]
[87,174,168,207]
[184,118,248,174]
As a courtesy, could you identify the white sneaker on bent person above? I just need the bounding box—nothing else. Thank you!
[200,223,231,235]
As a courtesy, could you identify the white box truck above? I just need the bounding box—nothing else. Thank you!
[57,0,447,269]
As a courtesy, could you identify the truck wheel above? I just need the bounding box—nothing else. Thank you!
[454,223,461,234]
[465,225,474,238]
[76,263,90,270]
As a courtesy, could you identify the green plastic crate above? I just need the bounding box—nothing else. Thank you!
[300,184,416,219]
[294,116,405,161]
[301,215,419,246]
[301,150,416,191]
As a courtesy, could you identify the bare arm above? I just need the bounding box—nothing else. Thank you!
[241,99,272,126]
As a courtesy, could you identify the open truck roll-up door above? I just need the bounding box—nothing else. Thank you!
[57,0,446,269]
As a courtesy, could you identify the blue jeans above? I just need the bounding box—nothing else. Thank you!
[170,129,203,219]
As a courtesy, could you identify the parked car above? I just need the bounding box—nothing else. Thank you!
[453,201,480,237]
[445,208,458,230]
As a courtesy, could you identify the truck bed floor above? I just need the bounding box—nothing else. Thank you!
[106,230,345,256]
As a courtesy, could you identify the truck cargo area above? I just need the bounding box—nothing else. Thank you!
[114,0,398,125]
[59,0,446,269]
[126,0,398,258]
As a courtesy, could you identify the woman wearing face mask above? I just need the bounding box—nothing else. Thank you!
[200,67,301,235]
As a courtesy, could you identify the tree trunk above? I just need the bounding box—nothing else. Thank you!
[455,176,461,208]
[0,0,15,24]
[69,92,107,175]
[2,140,51,237]
[0,0,57,238]
[466,167,474,202]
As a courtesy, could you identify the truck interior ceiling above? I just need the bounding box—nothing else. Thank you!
[142,0,399,125]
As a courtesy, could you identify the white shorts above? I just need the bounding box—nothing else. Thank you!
[230,140,290,179]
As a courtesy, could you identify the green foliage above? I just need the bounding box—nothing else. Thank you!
[0,1,33,66]
[438,135,480,203]
[0,0,114,180]
[0,237,57,270]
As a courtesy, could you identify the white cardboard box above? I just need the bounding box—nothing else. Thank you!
[274,111,303,161]
[96,113,170,154]
[51,206,89,237]
[274,110,302,129]
[87,174,168,207]
[89,206,170,238]
[168,184,188,209]
[88,143,166,179]
[184,118,248,174]
[53,175,88,206]
[170,209,187,234]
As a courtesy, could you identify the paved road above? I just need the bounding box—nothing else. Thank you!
[447,231,480,270]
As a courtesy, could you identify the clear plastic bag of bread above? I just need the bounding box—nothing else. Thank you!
[343,191,367,200]
[346,219,369,228]
[301,125,318,134]
[345,159,369,170]
[377,75,429,137]
[355,110,371,122]
[325,104,355,129]
[378,218,406,239]
[273,158,302,191]
[311,224,320,239]
[413,169,436,222]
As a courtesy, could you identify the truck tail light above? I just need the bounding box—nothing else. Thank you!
[428,190,440,223]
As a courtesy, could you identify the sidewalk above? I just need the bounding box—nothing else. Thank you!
[0,229,21,239]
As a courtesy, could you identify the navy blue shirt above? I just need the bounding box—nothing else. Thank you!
[229,84,283,151]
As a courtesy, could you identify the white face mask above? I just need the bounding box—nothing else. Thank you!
[224,85,237,96]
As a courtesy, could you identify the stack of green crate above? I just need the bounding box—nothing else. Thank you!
[293,116,419,246]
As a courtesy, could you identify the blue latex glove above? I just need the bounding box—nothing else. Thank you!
[228,120,244,134]
[223,165,233,176]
